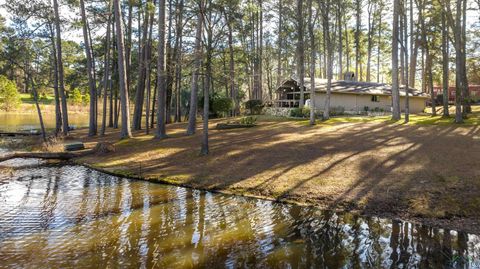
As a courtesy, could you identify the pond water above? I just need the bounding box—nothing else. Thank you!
[0,113,89,132]
[0,161,479,268]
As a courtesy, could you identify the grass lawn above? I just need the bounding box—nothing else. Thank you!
[66,107,480,233]
[19,93,55,105]
[288,105,480,126]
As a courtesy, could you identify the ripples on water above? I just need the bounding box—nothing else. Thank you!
[0,163,479,268]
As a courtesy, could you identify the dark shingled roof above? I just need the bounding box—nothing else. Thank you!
[277,78,430,98]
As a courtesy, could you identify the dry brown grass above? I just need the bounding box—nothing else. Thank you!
[71,117,480,233]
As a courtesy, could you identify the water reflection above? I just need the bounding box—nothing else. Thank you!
[0,164,479,268]
[0,113,89,132]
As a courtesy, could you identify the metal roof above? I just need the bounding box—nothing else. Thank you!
[277,78,430,98]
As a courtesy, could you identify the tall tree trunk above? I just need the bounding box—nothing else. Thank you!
[296,0,305,108]
[460,0,470,115]
[201,11,212,156]
[165,0,175,124]
[101,2,112,136]
[366,1,374,82]
[133,2,150,130]
[441,9,450,117]
[174,0,184,122]
[276,0,283,88]
[150,76,157,128]
[156,0,168,138]
[399,14,405,85]
[52,0,69,135]
[226,12,236,116]
[444,0,466,122]
[114,0,132,139]
[404,0,410,123]
[408,0,418,88]
[427,48,436,116]
[376,9,382,83]
[48,24,62,136]
[418,0,435,116]
[308,0,316,125]
[145,3,155,134]
[391,0,401,120]
[321,0,333,120]
[80,0,97,136]
[345,12,350,74]
[337,2,343,80]
[30,77,47,142]
[355,0,361,81]
[186,0,203,136]
[126,1,133,89]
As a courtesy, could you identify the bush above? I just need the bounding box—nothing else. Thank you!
[82,92,90,106]
[290,107,311,118]
[245,99,264,115]
[330,106,345,116]
[239,116,257,125]
[0,75,20,111]
[212,97,233,117]
[70,88,83,105]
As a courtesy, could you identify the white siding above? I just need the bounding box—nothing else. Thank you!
[312,93,426,114]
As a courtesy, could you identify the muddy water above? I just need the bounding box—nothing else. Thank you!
[0,162,479,268]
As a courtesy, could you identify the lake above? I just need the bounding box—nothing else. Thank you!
[0,159,479,268]
[0,113,90,132]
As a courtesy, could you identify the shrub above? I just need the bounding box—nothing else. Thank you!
[212,97,233,117]
[245,99,264,115]
[239,116,257,125]
[330,106,345,116]
[290,107,311,118]
[0,75,20,111]
[70,88,83,105]
[82,92,90,106]
[290,108,303,117]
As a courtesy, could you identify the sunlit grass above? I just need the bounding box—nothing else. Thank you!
[283,105,480,126]
[19,93,54,104]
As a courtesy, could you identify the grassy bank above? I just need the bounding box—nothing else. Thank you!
[61,110,480,234]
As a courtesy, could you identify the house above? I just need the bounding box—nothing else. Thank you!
[432,85,480,103]
[275,78,429,114]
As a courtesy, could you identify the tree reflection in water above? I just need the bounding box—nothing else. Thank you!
[0,164,479,268]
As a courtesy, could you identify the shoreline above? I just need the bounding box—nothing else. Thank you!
[75,159,480,235]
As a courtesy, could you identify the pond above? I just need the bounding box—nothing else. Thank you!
[0,113,90,132]
[0,160,479,268]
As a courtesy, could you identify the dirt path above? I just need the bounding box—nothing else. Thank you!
[73,119,480,234]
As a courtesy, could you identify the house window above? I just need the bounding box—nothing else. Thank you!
[371,95,380,102]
